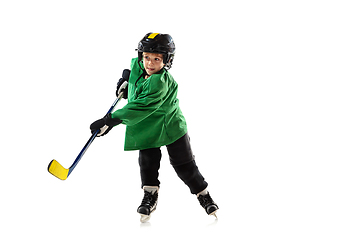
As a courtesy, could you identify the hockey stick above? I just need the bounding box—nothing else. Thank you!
[48,72,129,180]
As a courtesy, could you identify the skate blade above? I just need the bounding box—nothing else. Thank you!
[140,214,151,223]
[210,211,218,219]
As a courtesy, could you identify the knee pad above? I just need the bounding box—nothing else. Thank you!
[138,148,162,188]
[172,160,199,182]
[139,148,161,170]
[172,160,208,194]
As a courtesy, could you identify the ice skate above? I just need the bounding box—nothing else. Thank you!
[137,186,158,223]
[197,191,219,218]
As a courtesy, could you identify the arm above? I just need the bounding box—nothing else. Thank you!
[112,75,168,126]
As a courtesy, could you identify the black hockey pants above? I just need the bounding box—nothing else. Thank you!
[138,133,208,194]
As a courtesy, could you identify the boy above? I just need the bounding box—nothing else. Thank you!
[90,33,218,222]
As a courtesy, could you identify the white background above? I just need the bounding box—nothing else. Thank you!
[1,0,360,239]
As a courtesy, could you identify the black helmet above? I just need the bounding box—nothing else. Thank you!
[137,32,175,69]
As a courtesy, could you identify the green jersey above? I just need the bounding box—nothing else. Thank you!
[112,58,187,150]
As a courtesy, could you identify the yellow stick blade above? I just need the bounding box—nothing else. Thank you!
[48,159,69,180]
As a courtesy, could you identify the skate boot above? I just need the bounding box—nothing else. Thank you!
[197,190,219,218]
[137,186,159,223]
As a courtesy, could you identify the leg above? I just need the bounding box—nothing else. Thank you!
[138,147,162,188]
[166,133,208,194]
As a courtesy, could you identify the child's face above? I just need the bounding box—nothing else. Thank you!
[143,52,165,76]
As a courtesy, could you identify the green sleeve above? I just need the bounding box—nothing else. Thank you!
[111,75,168,126]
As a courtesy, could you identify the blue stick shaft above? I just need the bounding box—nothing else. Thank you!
[67,91,124,177]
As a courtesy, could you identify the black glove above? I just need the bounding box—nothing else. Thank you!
[116,69,131,99]
[90,113,122,137]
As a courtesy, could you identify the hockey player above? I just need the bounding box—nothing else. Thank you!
[90,33,218,222]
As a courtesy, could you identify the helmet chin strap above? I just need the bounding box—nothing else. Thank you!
[143,71,150,79]
[143,68,167,80]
